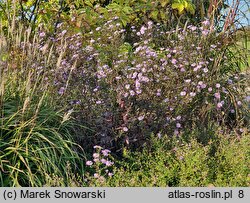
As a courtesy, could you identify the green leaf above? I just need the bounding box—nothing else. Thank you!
[149,10,159,21]
[84,0,93,7]
[186,4,195,15]
[160,10,168,20]
[123,6,133,14]
[159,0,170,7]
[107,3,121,11]
[172,3,185,15]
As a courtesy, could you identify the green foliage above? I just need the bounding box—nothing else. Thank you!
[88,132,250,187]
[172,0,195,15]
[212,133,250,186]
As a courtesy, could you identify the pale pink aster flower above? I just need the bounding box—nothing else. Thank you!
[102,149,111,157]
[176,123,181,128]
[216,83,221,88]
[171,59,177,64]
[94,145,102,149]
[217,102,223,108]
[190,92,196,97]
[125,84,130,89]
[190,26,197,31]
[147,21,153,27]
[39,32,45,37]
[105,160,113,166]
[61,30,67,35]
[202,19,210,26]
[132,72,138,79]
[93,153,99,159]
[123,127,128,132]
[58,87,65,95]
[140,26,147,35]
[136,89,142,94]
[164,98,169,103]
[180,91,186,96]
[176,116,181,120]
[246,96,250,102]
[198,81,203,86]
[203,68,208,73]
[157,133,162,138]
[201,83,207,89]
[101,159,106,164]
[130,90,135,96]
[214,92,220,99]
[138,115,145,121]
[202,30,209,36]
[86,161,93,166]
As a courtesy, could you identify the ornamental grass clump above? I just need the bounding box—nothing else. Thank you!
[0,23,85,187]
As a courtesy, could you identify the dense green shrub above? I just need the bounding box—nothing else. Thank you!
[86,131,249,186]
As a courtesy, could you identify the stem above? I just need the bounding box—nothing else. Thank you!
[29,0,40,23]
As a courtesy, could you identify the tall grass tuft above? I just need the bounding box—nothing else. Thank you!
[0,18,85,187]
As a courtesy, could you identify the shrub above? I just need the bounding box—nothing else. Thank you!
[212,131,250,186]
[87,131,250,187]
[39,17,248,150]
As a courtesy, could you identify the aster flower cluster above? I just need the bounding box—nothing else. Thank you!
[18,16,248,148]
[85,146,114,183]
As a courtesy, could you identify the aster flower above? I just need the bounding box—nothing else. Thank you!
[58,87,65,95]
[93,153,99,159]
[216,83,221,88]
[39,32,46,37]
[102,149,111,157]
[214,92,220,99]
[190,92,196,97]
[94,145,102,149]
[138,115,145,121]
[237,101,242,106]
[180,91,186,96]
[105,160,113,167]
[217,102,223,108]
[176,123,181,128]
[123,127,128,132]
[108,172,113,177]
[202,19,210,26]
[203,68,208,73]
[208,87,213,92]
[86,161,93,166]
